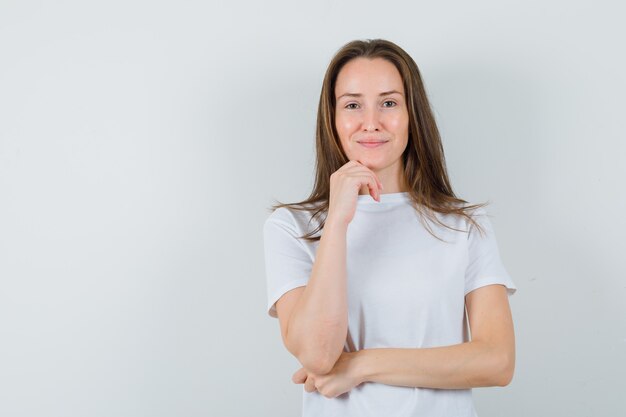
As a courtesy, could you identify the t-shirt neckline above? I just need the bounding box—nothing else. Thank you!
[357,191,410,204]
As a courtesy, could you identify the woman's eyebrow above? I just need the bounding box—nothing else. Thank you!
[337,90,403,100]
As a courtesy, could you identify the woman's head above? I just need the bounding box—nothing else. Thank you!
[314,38,451,199]
[270,38,488,242]
[334,56,409,192]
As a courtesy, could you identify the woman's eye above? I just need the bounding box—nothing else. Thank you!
[344,101,396,109]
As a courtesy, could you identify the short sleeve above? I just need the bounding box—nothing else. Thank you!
[464,208,517,297]
[263,208,312,318]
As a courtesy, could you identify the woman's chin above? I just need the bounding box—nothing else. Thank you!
[358,160,384,171]
[353,155,379,166]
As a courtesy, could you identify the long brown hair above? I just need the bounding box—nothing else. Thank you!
[267,38,489,242]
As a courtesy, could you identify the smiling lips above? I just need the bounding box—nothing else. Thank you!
[358,140,388,148]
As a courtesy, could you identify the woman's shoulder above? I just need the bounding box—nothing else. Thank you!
[423,202,490,238]
[265,204,322,233]
[267,204,313,221]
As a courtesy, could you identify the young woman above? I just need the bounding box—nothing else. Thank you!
[263,38,517,417]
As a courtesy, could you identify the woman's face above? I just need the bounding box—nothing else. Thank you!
[334,57,409,172]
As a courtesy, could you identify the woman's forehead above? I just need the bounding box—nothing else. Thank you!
[335,58,404,97]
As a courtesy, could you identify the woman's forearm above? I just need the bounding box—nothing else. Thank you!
[286,219,349,375]
[354,341,514,389]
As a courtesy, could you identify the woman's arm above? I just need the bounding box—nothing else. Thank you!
[281,219,349,375]
[353,284,515,389]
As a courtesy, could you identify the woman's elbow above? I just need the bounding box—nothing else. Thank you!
[494,351,515,387]
[287,324,346,375]
[299,350,337,375]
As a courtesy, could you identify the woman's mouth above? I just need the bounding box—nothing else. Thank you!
[358,141,388,148]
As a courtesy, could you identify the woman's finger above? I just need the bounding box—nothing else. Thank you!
[349,161,383,192]
[292,367,307,384]
[304,376,317,393]
[359,175,380,201]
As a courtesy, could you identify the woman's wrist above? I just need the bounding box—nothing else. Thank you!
[324,216,349,233]
[353,349,372,385]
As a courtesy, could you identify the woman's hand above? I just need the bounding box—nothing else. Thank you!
[327,160,383,228]
[291,351,364,398]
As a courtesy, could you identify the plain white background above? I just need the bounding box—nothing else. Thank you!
[1,0,624,416]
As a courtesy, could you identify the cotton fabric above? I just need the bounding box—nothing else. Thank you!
[263,191,517,417]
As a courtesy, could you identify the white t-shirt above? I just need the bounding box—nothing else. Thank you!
[263,191,517,417]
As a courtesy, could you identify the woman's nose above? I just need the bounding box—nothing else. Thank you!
[362,107,381,131]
